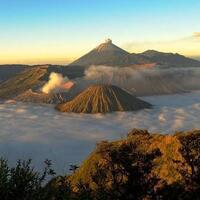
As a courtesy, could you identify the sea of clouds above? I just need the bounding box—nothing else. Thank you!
[0,91,199,174]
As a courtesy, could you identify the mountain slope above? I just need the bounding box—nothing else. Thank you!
[56,85,152,113]
[140,50,200,68]
[0,65,28,82]
[15,89,70,104]
[69,129,200,189]
[0,67,48,99]
[69,39,151,67]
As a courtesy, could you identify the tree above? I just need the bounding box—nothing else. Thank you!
[69,165,79,173]
[0,158,55,200]
[176,131,200,199]
[89,140,161,200]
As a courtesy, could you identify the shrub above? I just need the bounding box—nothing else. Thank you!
[0,158,55,200]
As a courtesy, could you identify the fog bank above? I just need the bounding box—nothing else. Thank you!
[69,66,200,96]
[0,91,199,174]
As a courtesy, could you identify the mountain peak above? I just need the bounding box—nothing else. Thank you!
[68,39,152,67]
[104,38,112,44]
[94,39,127,53]
[56,85,152,113]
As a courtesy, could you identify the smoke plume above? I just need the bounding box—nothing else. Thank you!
[42,72,74,94]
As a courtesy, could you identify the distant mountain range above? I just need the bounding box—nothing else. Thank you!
[69,39,200,68]
[0,39,199,101]
[0,39,200,82]
[140,50,200,68]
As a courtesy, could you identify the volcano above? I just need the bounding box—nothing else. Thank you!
[56,85,152,113]
[68,39,200,68]
[15,89,71,104]
[69,39,151,67]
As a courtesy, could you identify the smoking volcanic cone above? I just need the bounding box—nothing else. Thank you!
[56,85,152,113]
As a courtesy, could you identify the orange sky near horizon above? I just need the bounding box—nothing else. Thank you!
[0,34,199,65]
[0,1,200,65]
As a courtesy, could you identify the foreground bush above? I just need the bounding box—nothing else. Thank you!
[0,159,55,200]
[68,129,200,200]
[0,129,200,200]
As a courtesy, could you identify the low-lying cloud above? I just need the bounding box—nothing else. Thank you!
[68,65,200,97]
[0,91,199,174]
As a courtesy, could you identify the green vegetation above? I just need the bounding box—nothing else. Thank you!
[0,159,55,200]
[65,129,200,199]
[0,129,200,199]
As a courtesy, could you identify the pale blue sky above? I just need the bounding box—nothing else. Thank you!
[0,0,199,64]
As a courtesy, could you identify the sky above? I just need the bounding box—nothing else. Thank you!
[0,0,200,65]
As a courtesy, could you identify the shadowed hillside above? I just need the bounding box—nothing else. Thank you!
[0,67,48,99]
[0,65,28,82]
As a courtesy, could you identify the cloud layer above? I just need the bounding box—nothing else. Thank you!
[0,91,199,174]
[69,65,200,97]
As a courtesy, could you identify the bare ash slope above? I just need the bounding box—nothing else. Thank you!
[56,85,152,113]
